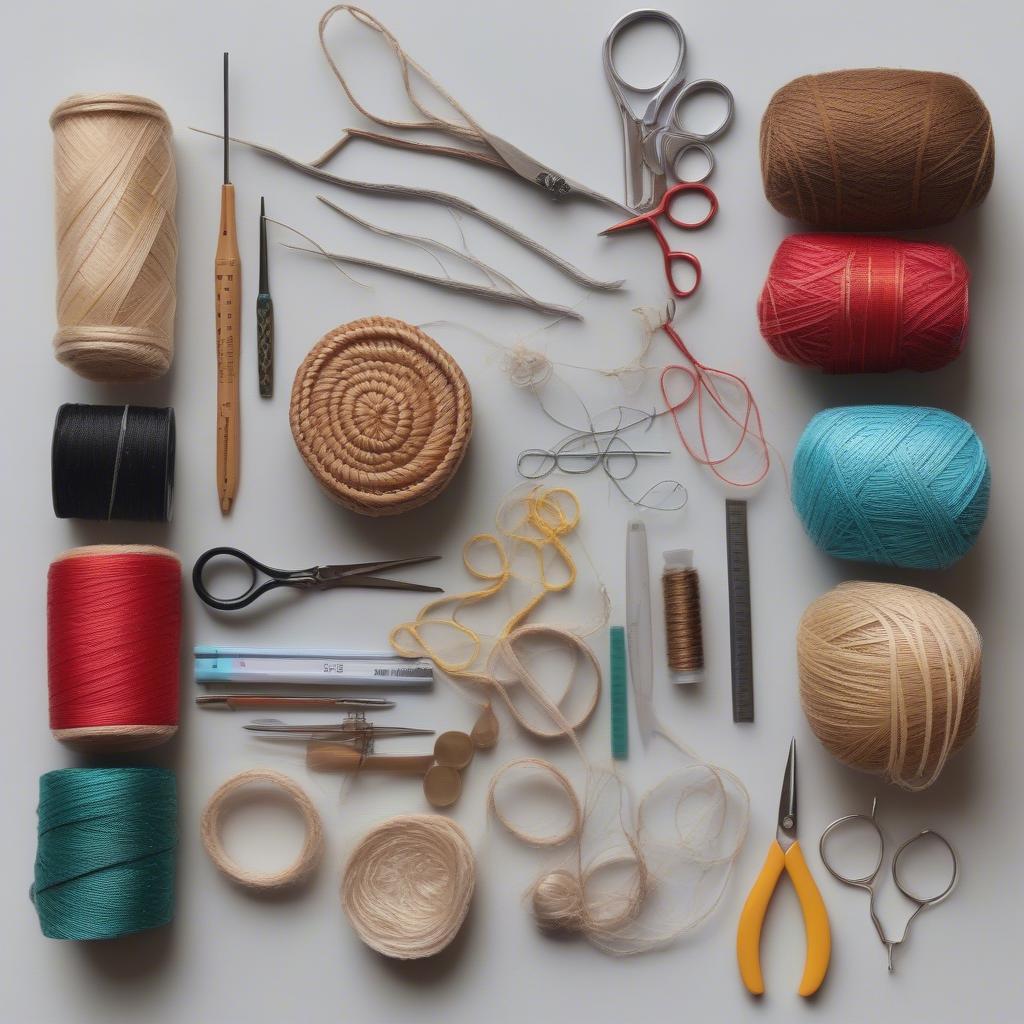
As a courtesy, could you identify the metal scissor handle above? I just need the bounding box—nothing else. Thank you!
[604,9,688,211]
[603,9,688,121]
[192,547,314,611]
[655,79,735,183]
[818,799,959,972]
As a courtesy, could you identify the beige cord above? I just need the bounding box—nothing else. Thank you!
[201,769,324,890]
[51,94,177,381]
[798,581,981,790]
[341,815,475,958]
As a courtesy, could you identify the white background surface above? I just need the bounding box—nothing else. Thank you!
[2,1,1022,1021]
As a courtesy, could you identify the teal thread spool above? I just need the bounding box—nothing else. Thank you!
[792,405,989,569]
[33,767,177,940]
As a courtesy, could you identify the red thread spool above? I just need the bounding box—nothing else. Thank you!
[758,234,969,373]
[47,545,180,751]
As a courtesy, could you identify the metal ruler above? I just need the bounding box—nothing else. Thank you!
[725,499,754,722]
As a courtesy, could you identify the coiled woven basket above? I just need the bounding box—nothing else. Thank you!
[290,317,473,516]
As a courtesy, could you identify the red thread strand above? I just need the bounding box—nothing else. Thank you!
[47,550,180,730]
[758,234,969,373]
[658,319,771,489]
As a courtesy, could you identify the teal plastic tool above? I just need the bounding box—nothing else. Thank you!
[610,626,629,759]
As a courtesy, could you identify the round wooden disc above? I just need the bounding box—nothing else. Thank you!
[434,731,475,769]
[423,765,462,808]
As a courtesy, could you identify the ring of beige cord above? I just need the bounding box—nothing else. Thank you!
[200,769,324,890]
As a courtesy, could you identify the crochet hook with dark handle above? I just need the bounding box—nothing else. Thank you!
[256,196,273,397]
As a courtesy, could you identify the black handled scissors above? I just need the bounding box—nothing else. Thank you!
[192,547,443,611]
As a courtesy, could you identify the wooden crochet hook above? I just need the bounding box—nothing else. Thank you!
[215,52,241,515]
[306,743,434,774]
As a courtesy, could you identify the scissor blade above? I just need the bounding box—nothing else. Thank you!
[318,555,441,580]
[329,575,443,594]
[777,738,798,836]
[480,129,625,211]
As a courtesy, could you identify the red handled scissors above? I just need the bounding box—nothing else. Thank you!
[600,181,718,298]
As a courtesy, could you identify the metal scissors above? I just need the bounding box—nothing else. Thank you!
[600,181,718,297]
[319,5,622,209]
[192,547,442,611]
[819,797,959,972]
[604,9,734,211]
[737,739,831,997]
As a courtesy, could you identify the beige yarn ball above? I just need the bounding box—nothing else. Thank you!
[290,317,472,516]
[798,581,981,791]
[50,94,177,382]
[341,815,475,959]
[531,869,586,932]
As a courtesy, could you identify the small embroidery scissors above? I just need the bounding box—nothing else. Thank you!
[192,547,442,611]
[600,181,718,297]
[604,8,734,211]
[819,797,959,972]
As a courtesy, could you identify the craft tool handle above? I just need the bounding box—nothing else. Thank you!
[736,840,831,997]
[215,182,241,515]
[306,743,435,774]
[256,292,273,398]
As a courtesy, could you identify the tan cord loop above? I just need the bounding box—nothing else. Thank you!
[200,770,324,890]
[341,814,475,958]
[290,316,472,516]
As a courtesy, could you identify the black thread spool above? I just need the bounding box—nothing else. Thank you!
[51,404,175,521]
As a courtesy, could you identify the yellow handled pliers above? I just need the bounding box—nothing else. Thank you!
[737,739,831,997]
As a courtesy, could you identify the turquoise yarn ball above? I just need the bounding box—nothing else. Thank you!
[33,767,177,940]
[792,405,989,569]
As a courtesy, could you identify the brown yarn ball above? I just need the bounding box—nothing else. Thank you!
[50,94,178,381]
[798,581,981,791]
[290,316,472,516]
[760,69,994,230]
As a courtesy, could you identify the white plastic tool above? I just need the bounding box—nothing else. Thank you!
[626,520,656,746]
[193,646,434,688]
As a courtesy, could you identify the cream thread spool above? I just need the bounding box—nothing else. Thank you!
[662,549,704,684]
[50,94,178,382]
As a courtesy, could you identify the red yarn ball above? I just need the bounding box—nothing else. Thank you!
[758,234,969,373]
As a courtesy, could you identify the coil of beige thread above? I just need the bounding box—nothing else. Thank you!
[341,814,475,958]
[662,549,704,684]
[798,581,981,791]
[50,94,178,382]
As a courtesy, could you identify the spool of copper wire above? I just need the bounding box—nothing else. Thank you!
[662,549,703,684]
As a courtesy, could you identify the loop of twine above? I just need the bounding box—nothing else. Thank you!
[289,316,472,516]
[341,814,475,959]
[390,486,607,743]
[200,770,324,891]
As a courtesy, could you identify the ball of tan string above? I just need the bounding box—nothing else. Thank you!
[290,317,472,516]
[798,581,981,791]
[50,94,178,381]
[341,815,475,958]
